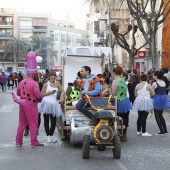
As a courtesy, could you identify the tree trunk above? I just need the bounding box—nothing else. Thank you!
[128,52,135,70]
[150,36,157,69]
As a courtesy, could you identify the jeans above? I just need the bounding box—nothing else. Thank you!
[2,83,6,91]
[0,83,3,91]
[76,100,93,119]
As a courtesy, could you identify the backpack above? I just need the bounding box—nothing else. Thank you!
[105,72,110,79]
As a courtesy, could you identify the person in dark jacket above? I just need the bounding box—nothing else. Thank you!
[103,68,111,85]
[130,69,140,103]
[8,73,14,89]
[161,68,169,94]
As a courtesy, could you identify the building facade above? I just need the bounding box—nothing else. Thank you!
[48,19,87,66]
[16,12,49,73]
[0,8,16,73]
[87,0,130,68]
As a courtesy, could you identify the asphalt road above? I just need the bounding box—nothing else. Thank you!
[0,89,170,170]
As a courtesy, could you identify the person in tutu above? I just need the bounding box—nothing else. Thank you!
[40,70,65,143]
[152,71,170,136]
[132,74,155,136]
[111,65,132,142]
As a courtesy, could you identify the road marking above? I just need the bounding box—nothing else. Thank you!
[0,105,14,112]
[115,160,128,170]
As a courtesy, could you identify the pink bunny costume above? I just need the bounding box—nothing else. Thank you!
[16,51,42,147]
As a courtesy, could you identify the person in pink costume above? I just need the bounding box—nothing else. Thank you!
[15,51,43,147]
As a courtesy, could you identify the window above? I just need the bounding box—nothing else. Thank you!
[6,29,12,35]
[54,34,59,42]
[61,34,65,43]
[68,36,71,43]
[20,20,32,27]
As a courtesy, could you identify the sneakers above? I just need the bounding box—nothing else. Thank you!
[137,132,142,136]
[155,132,165,136]
[51,136,57,143]
[142,132,152,137]
[47,135,52,143]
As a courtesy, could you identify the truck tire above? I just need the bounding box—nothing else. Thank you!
[82,135,90,159]
[113,135,121,159]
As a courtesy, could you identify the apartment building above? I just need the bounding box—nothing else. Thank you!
[0,8,16,73]
[16,12,49,73]
[48,19,87,66]
[87,0,130,68]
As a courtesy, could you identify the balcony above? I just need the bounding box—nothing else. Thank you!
[0,22,14,28]
[0,57,14,62]
[33,29,47,33]
[0,34,13,39]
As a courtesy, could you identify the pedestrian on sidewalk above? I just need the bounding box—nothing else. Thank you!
[152,71,170,136]
[132,74,155,137]
[8,73,14,89]
[2,72,8,92]
[14,72,18,88]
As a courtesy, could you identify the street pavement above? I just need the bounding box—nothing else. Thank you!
[0,88,170,170]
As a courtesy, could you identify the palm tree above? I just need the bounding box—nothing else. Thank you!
[3,36,30,63]
[31,34,57,68]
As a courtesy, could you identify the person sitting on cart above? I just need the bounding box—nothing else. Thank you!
[76,66,102,125]
[97,74,110,97]
[66,80,80,106]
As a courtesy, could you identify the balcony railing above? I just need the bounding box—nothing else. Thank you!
[0,34,13,38]
[33,29,47,32]
[0,57,14,62]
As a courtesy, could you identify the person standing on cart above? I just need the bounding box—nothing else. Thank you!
[76,66,102,125]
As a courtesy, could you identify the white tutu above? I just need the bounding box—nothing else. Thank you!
[40,98,63,117]
[37,102,41,113]
[132,97,153,112]
[40,82,63,117]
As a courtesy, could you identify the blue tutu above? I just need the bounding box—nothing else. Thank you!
[153,94,170,110]
[111,98,132,113]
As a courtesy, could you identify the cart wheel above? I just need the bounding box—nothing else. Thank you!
[97,144,106,151]
[82,135,90,159]
[113,135,121,159]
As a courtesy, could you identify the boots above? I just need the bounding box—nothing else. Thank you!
[120,134,127,142]
[24,129,29,136]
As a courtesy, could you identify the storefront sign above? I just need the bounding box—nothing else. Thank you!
[137,51,146,58]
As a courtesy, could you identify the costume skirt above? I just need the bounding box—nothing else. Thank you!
[111,98,132,113]
[153,94,170,110]
[132,97,153,112]
[40,100,63,117]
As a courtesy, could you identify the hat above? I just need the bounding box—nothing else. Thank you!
[27,51,37,74]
